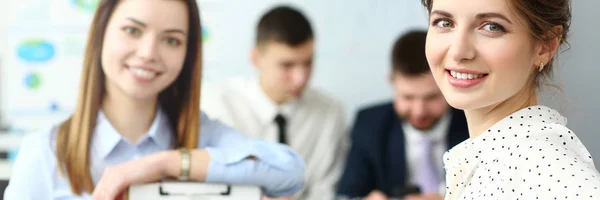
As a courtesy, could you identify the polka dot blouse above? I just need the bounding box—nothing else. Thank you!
[443,105,600,200]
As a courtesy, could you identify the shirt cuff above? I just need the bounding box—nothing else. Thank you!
[205,140,298,170]
[203,141,305,197]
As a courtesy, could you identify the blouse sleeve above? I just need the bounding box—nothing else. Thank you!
[198,112,306,197]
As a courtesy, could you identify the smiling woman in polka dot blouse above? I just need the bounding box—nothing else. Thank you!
[419,0,600,199]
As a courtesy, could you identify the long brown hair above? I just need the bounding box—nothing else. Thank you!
[55,0,202,194]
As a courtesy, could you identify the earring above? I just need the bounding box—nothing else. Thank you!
[538,62,545,72]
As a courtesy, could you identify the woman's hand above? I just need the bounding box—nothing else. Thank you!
[92,151,173,200]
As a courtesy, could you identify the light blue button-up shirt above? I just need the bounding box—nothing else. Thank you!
[3,109,305,199]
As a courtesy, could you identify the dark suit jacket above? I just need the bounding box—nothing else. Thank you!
[336,102,469,198]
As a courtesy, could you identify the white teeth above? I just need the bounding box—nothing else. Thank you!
[130,67,157,79]
[450,70,485,80]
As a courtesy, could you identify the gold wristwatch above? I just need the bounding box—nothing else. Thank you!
[178,148,190,181]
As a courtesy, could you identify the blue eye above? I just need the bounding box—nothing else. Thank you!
[483,23,505,32]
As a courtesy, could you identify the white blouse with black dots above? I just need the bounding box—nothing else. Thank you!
[443,105,600,200]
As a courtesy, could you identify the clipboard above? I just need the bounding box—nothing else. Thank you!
[126,180,262,200]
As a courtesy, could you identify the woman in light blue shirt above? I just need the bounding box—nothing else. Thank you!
[4,0,305,199]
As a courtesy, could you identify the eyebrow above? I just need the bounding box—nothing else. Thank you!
[430,10,513,24]
[127,17,187,36]
[164,29,187,36]
[430,10,453,18]
[476,12,513,24]
[127,17,147,27]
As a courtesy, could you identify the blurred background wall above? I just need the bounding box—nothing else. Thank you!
[0,0,598,177]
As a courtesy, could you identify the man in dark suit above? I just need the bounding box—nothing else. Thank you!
[336,30,469,200]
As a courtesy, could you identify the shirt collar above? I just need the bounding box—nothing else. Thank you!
[92,111,122,159]
[92,106,173,158]
[147,107,173,150]
[470,105,567,158]
[403,111,452,143]
[249,79,301,125]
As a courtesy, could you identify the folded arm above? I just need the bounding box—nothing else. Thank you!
[185,113,306,198]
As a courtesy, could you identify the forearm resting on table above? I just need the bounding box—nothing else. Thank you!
[122,149,210,200]
[160,150,257,180]
[123,150,272,199]
[122,149,211,200]
[161,149,212,181]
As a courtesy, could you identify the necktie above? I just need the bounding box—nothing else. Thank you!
[417,136,440,194]
[274,114,287,144]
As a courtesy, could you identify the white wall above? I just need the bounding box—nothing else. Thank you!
[0,0,429,131]
[200,0,429,124]
[541,0,600,168]
[0,0,8,128]
[0,0,7,108]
